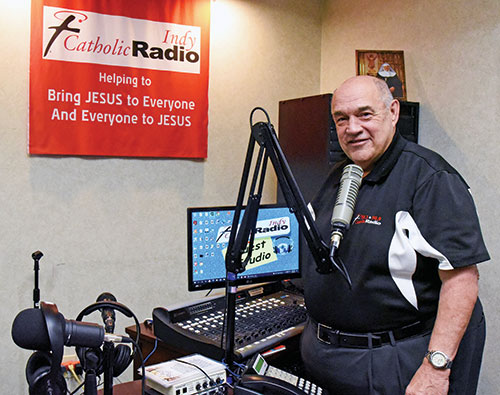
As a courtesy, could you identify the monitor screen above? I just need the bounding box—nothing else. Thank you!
[187,204,301,291]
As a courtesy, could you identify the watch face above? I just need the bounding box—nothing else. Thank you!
[431,351,448,368]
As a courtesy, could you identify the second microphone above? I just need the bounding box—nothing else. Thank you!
[330,164,363,257]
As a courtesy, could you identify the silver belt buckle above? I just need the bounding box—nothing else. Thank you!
[317,323,332,344]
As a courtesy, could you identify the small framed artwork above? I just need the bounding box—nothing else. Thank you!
[356,50,407,101]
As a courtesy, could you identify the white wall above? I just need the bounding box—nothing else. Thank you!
[1,0,322,392]
[320,0,500,392]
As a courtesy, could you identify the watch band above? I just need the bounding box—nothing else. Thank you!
[425,350,453,369]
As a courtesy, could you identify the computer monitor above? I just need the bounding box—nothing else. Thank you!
[187,204,301,291]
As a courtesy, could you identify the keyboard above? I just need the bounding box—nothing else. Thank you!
[153,282,307,361]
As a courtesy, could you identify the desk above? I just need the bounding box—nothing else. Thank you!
[126,323,189,380]
[126,322,304,382]
[97,380,143,394]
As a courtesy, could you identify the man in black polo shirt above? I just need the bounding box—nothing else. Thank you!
[300,76,489,394]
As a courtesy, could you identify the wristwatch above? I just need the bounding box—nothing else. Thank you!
[425,350,453,369]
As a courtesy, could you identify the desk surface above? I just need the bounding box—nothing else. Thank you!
[97,380,144,394]
[125,319,304,382]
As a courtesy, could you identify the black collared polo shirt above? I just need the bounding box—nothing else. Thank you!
[303,133,490,332]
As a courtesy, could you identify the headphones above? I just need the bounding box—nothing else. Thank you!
[75,299,141,378]
[25,302,67,395]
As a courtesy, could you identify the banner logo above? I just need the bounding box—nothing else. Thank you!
[42,6,201,73]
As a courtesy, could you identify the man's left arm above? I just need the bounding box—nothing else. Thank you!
[405,264,479,395]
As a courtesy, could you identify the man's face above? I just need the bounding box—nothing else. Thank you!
[332,77,399,174]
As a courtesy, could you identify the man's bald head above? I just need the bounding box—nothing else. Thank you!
[331,76,400,174]
[334,76,394,109]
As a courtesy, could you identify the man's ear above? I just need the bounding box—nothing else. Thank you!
[389,99,400,128]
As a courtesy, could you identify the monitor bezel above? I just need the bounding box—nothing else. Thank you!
[187,203,301,292]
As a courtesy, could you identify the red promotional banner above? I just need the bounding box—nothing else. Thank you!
[29,0,210,158]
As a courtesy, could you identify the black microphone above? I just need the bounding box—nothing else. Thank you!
[12,307,106,351]
[12,305,133,351]
[330,164,363,257]
[96,292,117,334]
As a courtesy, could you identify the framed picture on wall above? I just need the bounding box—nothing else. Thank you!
[356,50,407,101]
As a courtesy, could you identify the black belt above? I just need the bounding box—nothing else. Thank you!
[314,317,435,348]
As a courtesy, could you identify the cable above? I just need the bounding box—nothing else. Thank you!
[249,107,271,126]
[221,358,242,380]
[143,338,158,364]
[233,360,247,370]
[173,358,214,382]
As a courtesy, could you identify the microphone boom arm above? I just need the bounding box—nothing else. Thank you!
[244,109,351,277]
[252,120,335,274]
[223,107,351,373]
